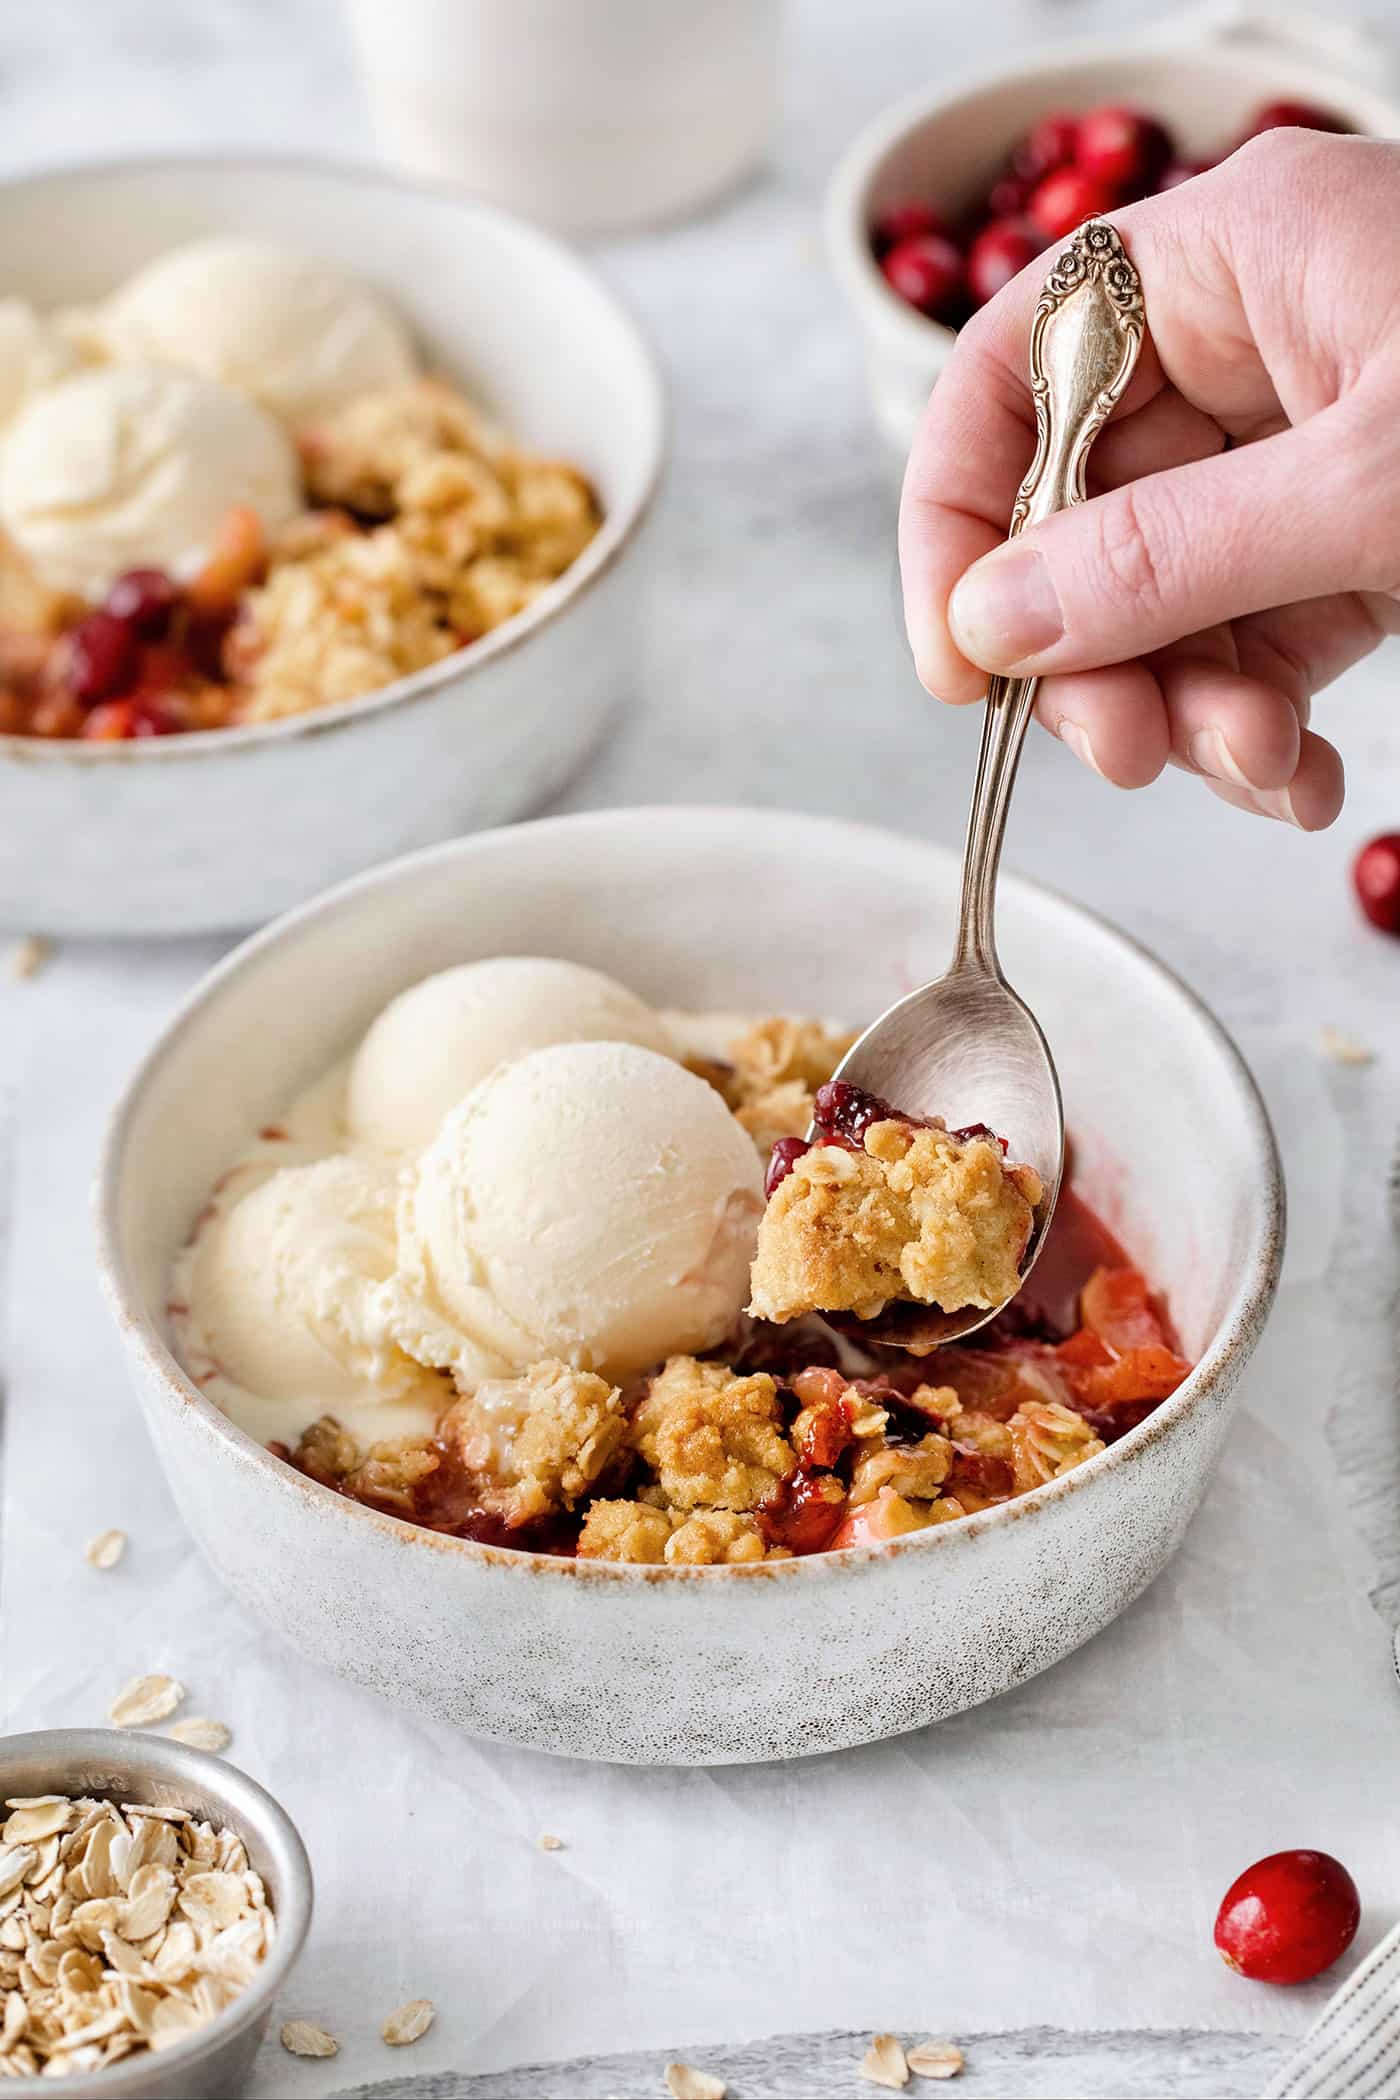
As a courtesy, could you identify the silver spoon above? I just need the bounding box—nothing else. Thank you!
[819,219,1146,1352]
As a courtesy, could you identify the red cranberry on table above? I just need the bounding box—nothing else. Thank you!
[871,201,949,255]
[1353,833,1400,935]
[1075,106,1173,191]
[66,611,137,706]
[967,218,1042,306]
[1013,111,1080,183]
[1247,99,1347,138]
[1214,1850,1360,1985]
[1029,167,1118,242]
[879,230,965,319]
[104,566,178,637]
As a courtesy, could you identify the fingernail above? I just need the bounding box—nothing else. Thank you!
[949,546,1064,669]
[1058,721,1105,779]
[1189,728,1253,788]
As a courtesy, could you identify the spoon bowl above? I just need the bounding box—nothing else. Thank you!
[820,219,1146,1349]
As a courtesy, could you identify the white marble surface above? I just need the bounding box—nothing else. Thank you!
[1,2,1400,2096]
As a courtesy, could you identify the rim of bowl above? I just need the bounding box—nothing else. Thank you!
[824,29,1400,365]
[0,1728,312,2098]
[0,150,667,766]
[94,805,1284,1585]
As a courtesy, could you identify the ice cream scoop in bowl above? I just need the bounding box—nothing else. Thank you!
[833,220,1145,1352]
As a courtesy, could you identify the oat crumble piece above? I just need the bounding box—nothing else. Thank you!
[1007,1399,1105,1494]
[631,1357,794,1511]
[577,1499,674,1564]
[664,1509,778,1565]
[847,1432,953,1508]
[749,1120,1040,1324]
[724,1017,858,1155]
[440,1360,627,1524]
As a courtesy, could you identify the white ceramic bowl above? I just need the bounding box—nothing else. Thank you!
[96,808,1283,1766]
[826,9,1400,452]
[0,157,664,938]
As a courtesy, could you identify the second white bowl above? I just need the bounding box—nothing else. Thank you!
[97,808,1282,1765]
[0,157,665,937]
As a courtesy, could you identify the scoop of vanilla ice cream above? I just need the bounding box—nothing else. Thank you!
[0,300,80,432]
[0,366,300,599]
[187,1154,443,1447]
[97,238,418,427]
[394,1041,763,1383]
[347,958,674,1157]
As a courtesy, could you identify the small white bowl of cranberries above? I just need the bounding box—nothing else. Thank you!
[826,20,1400,450]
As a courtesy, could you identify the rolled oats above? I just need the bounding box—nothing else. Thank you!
[281,2020,338,2058]
[107,1675,185,1730]
[0,1796,273,2077]
[381,1997,435,2046]
[664,2064,726,2100]
[7,935,51,981]
[906,2040,964,2080]
[859,2034,911,2089]
[1319,1024,1375,1066]
[167,1718,231,1755]
[536,1833,564,1852]
[85,1530,127,1572]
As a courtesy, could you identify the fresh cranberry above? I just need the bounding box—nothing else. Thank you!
[1029,167,1118,241]
[967,218,1042,306]
[1246,100,1346,138]
[66,612,137,706]
[1353,833,1400,935]
[871,201,949,255]
[81,698,137,740]
[812,1079,897,1145]
[879,231,966,320]
[765,1136,812,1198]
[986,172,1034,218]
[1075,105,1172,193]
[1013,111,1080,183]
[1215,1851,1360,1984]
[104,567,178,637]
[1157,157,1212,192]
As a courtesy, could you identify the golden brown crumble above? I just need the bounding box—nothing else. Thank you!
[630,1356,795,1512]
[230,377,600,723]
[848,1432,953,1508]
[748,1121,1041,1324]
[1007,1399,1105,1495]
[722,1017,859,1156]
[440,1359,626,1524]
[342,1438,440,1515]
[577,1500,785,1565]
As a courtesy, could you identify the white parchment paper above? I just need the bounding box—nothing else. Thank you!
[3,944,1398,2097]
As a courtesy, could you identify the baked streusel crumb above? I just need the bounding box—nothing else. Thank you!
[749,1119,1041,1324]
[630,1356,795,1511]
[577,1500,786,1565]
[723,1017,859,1157]
[440,1359,627,1524]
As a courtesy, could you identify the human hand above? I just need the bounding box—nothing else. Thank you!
[898,131,1400,827]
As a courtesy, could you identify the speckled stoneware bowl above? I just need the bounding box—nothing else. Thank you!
[0,157,664,938]
[96,808,1283,1765]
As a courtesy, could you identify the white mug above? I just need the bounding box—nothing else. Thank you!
[345,0,781,235]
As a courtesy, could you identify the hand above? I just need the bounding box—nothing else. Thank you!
[898,131,1400,828]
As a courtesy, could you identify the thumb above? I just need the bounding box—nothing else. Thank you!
[946,401,1387,677]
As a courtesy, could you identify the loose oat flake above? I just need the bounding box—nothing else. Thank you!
[108,1675,185,1729]
[1319,1024,1375,1067]
[167,1718,231,1755]
[7,934,51,981]
[859,2034,911,2089]
[382,1997,435,2046]
[536,1832,564,1852]
[85,1529,127,1572]
[281,2020,338,2058]
[906,2040,965,2080]
[0,1792,273,2077]
[664,2064,726,2100]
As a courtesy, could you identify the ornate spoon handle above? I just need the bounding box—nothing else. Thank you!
[952,220,1146,976]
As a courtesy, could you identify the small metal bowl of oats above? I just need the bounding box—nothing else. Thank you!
[0,1730,312,2098]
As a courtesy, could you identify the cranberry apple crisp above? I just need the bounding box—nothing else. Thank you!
[170,957,1192,1565]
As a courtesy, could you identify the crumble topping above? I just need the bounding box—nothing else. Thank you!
[630,1356,795,1512]
[1007,1398,1105,1494]
[724,1016,859,1156]
[749,1117,1041,1324]
[577,1500,784,1565]
[439,1360,627,1523]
